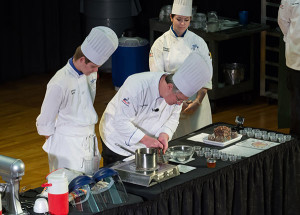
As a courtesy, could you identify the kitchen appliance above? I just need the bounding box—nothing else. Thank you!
[0,155,28,215]
[111,159,180,187]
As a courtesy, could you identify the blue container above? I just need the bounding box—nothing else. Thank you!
[112,36,150,89]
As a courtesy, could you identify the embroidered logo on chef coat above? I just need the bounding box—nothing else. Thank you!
[90,78,96,84]
[149,51,153,57]
[122,98,130,106]
[71,89,76,95]
[163,47,169,52]
[191,44,199,50]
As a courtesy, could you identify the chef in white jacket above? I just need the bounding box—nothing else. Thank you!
[278,0,300,136]
[100,52,212,166]
[149,0,213,139]
[36,26,118,173]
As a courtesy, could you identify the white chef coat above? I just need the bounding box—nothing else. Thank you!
[149,27,213,138]
[36,59,100,172]
[99,72,182,156]
[278,0,300,70]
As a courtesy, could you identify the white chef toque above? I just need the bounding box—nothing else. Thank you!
[81,26,118,66]
[172,0,193,16]
[173,52,212,97]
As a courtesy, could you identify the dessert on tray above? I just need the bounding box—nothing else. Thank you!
[208,126,238,142]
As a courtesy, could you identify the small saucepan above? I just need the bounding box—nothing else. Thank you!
[115,144,159,171]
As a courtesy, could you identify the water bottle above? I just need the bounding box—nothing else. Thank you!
[42,173,69,215]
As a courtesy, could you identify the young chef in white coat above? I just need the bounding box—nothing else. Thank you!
[149,0,213,139]
[36,26,118,173]
[99,52,212,166]
[278,0,300,136]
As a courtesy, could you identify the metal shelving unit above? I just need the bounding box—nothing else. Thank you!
[260,0,281,99]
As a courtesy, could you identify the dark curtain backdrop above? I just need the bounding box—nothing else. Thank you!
[1,0,260,83]
[1,0,82,83]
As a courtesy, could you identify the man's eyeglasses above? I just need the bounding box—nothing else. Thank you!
[175,93,187,104]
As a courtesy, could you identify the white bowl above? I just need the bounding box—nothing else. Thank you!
[33,198,49,213]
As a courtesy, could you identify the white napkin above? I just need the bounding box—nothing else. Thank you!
[177,164,196,173]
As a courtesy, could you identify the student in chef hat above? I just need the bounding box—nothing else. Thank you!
[37,26,118,173]
[81,26,118,66]
[149,0,213,139]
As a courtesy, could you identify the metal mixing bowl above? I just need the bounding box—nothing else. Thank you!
[168,145,195,162]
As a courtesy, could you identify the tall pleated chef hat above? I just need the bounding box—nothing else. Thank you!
[172,0,193,16]
[81,26,118,66]
[173,52,212,97]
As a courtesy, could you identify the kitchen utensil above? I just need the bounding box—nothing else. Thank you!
[115,144,158,171]
[135,148,158,171]
[93,136,100,174]
[168,145,195,162]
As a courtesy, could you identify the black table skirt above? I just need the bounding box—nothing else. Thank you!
[97,122,300,215]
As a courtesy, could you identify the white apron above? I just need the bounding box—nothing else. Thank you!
[43,126,100,173]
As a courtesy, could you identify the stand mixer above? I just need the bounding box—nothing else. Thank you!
[0,155,28,215]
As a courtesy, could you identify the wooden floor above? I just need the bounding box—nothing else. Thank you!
[0,72,289,190]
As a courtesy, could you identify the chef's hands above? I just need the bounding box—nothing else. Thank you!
[158,133,169,153]
[140,133,169,153]
[140,135,163,149]
[182,100,200,114]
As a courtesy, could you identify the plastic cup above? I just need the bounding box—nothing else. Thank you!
[229,155,237,162]
[244,127,252,132]
[198,150,205,157]
[278,137,285,143]
[239,11,249,25]
[221,153,228,161]
[284,135,292,141]
[268,132,276,138]
[211,149,219,154]
[270,136,277,142]
[213,153,220,159]
[203,147,210,152]
[255,132,262,139]
[193,146,201,153]
[239,129,247,135]
[262,134,269,141]
[247,131,254,138]
[205,151,212,159]
[261,130,268,135]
